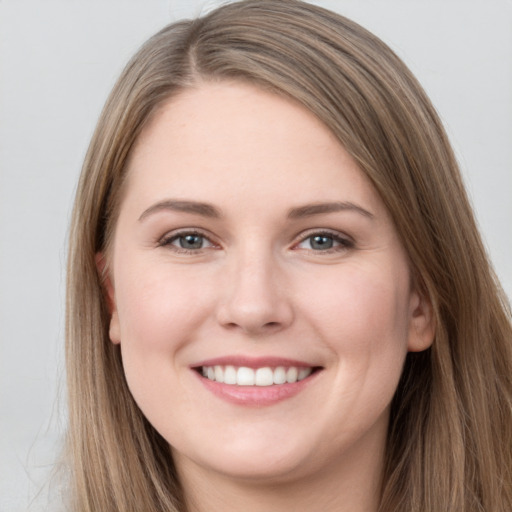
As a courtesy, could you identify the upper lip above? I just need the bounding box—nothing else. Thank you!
[192,356,320,369]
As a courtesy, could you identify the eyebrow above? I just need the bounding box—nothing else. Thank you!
[287,201,374,219]
[138,199,221,221]
[138,199,374,222]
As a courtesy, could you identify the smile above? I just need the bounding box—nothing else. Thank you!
[200,365,313,386]
[192,357,322,406]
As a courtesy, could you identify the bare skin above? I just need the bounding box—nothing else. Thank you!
[104,81,434,512]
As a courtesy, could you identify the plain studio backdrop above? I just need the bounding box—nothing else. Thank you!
[0,1,511,510]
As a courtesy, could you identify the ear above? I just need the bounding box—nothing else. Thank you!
[407,287,436,352]
[95,252,121,345]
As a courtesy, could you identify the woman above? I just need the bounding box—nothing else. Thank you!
[65,1,512,510]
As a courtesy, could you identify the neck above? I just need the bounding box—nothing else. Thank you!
[175,430,385,512]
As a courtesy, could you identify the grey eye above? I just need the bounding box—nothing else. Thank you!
[160,230,216,252]
[177,234,205,249]
[295,232,353,252]
[309,235,334,250]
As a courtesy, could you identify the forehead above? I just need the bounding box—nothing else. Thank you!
[131,80,342,166]
[123,80,385,218]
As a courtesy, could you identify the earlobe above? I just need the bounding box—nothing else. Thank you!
[407,289,436,352]
[109,311,121,345]
[95,252,121,345]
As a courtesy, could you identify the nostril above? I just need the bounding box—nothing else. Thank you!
[216,295,294,335]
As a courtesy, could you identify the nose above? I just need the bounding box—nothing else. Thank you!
[215,250,294,336]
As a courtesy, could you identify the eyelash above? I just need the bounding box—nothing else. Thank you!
[158,229,217,254]
[157,229,355,255]
[293,230,355,254]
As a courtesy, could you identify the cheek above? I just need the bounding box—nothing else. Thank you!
[114,261,211,348]
[291,261,412,448]
[112,266,211,427]
[111,263,212,396]
[306,262,410,339]
[300,260,412,389]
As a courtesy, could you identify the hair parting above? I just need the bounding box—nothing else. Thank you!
[65,1,512,510]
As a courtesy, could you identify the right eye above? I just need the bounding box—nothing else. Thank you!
[159,230,217,253]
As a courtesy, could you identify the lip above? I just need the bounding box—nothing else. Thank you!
[192,355,317,369]
[191,356,322,407]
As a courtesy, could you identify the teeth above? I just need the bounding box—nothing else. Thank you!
[237,367,255,386]
[255,367,273,386]
[286,367,298,383]
[273,366,287,385]
[214,366,224,382]
[224,365,237,385]
[298,368,311,381]
[200,365,313,386]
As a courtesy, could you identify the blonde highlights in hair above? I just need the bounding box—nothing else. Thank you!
[65,1,512,510]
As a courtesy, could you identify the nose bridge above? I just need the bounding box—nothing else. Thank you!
[217,239,293,334]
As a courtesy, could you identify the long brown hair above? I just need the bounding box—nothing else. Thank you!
[65,1,512,510]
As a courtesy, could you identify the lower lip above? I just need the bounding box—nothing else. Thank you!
[194,370,320,406]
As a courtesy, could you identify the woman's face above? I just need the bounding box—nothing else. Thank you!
[104,81,433,484]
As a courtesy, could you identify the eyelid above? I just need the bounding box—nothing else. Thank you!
[156,227,354,254]
[292,228,355,251]
[157,228,220,251]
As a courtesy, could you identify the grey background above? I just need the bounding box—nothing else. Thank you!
[1,1,511,510]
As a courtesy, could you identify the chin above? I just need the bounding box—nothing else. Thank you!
[173,435,317,484]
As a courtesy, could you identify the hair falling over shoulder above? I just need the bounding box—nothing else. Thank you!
[64,1,512,510]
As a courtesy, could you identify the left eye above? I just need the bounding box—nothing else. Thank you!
[296,233,352,251]
[161,232,215,251]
